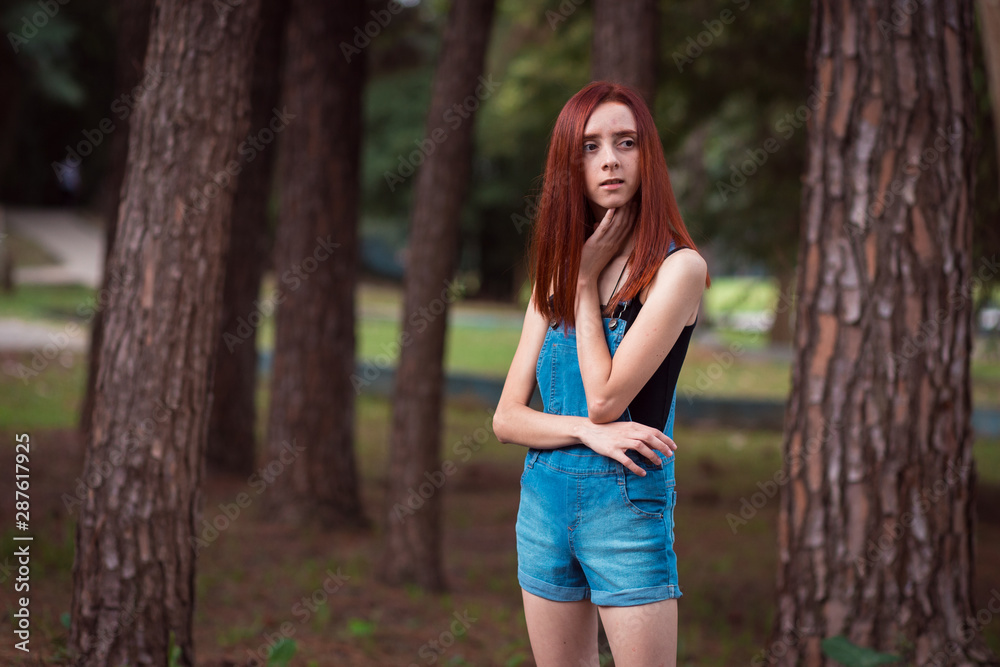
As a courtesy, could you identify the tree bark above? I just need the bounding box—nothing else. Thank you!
[68,1,260,665]
[976,0,1000,186]
[0,35,22,182]
[206,0,287,476]
[263,0,367,526]
[770,0,995,665]
[79,0,154,437]
[378,0,497,590]
[591,0,658,108]
[770,255,796,346]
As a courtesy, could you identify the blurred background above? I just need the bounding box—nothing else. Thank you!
[0,0,998,665]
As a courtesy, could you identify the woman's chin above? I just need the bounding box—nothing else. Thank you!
[592,193,635,210]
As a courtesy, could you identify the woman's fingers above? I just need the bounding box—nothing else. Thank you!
[618,451,647,477]
[630,423,675,454]
[632,441,664,466]
[656,431,677,453]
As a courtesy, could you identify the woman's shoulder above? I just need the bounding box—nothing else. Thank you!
[661,246,707,275]
[637,247,706,303]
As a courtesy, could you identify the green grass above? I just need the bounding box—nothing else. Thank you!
[0,284,96,322]
[2,281,998,415]
[0,351,86,430]
[704,276,780,314]
[359,317,522,378]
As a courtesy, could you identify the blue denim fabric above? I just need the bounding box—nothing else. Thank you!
[515,315,682,606]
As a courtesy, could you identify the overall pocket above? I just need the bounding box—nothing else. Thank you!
[618,454,673,518]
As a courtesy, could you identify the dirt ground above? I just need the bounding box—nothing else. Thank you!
[1,424,999,666]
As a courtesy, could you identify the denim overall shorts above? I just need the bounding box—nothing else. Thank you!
[515,313,682,606]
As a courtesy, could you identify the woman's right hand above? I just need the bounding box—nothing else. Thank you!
[576,420,676,476]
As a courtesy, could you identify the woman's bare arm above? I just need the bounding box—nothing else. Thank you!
[493,295,676,475]
[574,207,707,423]
[493,299,593,448]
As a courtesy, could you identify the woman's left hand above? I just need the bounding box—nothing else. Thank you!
[579,200,637,284]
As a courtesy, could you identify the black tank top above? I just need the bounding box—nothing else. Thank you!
[605,244,696,432]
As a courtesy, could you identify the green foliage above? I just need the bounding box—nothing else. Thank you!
[820,636,901,666]
[266,638,297,667]
[167,632,182,667]
[503,652,528,667]
[1,0,116,204]
[347,617,377,638]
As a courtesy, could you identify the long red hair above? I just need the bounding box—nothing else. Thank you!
[530,81,709,328]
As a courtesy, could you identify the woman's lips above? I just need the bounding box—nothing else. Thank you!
[600,181,624,190]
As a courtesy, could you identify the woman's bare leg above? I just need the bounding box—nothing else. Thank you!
[522,589,600,666]
[598,599,677,667]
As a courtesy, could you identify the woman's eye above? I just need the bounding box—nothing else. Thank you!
[583,143,597,152]
[620,139,635,148]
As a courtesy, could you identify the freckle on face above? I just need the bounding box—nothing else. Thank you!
[582,102,640,211]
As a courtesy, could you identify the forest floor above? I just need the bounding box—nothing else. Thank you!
[0,383,999,666]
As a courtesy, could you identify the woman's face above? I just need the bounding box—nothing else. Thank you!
[581,101,640,218]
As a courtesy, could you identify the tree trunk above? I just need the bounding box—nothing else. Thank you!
[378,0,497,590]
[68,2,260,665]
[0,36,22,182]
[79,0,154,437]
[477,206,523,301]
[770,256,796,346]
[770,1,995,665]
[591,0,658,107]
[206,0,287,476]
[976,0,1000,185]
[263,0,367,527]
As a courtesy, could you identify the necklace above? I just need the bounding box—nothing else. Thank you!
[606,256,629,329]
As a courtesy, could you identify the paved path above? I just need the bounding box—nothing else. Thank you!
[0,318,88,352]
[0,207,103,352]
[5,207,105,288]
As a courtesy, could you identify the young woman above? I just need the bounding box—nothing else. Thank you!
[493,81,709,666]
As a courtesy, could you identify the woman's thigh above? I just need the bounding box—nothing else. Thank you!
[522,589,600,667]
[598,598,678,667]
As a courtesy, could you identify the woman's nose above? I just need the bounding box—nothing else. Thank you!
[601,147,619,169]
